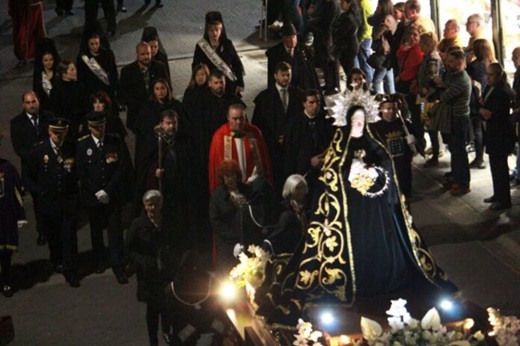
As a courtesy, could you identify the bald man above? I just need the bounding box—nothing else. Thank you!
[119,42,169,132]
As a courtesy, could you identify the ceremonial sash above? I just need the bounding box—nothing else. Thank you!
[224,131,264,179]
[197,39,237,82]
[41,71,52,96]
[81,55,110,85]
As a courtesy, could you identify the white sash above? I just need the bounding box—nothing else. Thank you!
[81,55,110,85]
[41,71,52,96]
[197,39,237,82]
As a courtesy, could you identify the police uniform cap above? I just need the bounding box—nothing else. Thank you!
[281,23,297,37]
[86,111,107,127]
[48,118,70,132]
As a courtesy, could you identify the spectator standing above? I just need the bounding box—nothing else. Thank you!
[479,63,515,210]
[435,49,472,196]
[356,0,374,83]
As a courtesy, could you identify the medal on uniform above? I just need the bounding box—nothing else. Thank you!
[0,172,5,198]
[87,148,92,156]
[43,155,49,164]
[57,156,63,164]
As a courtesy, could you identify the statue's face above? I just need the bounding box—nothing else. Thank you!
[350,110,365,138]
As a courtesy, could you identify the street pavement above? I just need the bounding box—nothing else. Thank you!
[1,1,520,344]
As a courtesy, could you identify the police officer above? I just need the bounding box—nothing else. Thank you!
[25,118,81,287]
[76,112,131,284]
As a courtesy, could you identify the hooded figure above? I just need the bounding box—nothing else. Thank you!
[192,11,245,96]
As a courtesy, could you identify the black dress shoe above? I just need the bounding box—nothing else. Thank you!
[2,285,13,298]
[483,196,495,203]
[54,264,64,274]
[115,272,129,284]
[37,233,47,246]
[490,202,511,211]
[95,262,107,274]
[65,10,75,15]
[65,273,81,288]
[117,5,127,12]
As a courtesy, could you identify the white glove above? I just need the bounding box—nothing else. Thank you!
[95,190,110,204]
[406,134,416,145]
[17,220,28,229]
[348,159,365,183]
[233,243,245,258]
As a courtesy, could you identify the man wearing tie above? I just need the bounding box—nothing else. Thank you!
[10,91,54,246]
[119,42,168,133]
[252,62,304,196]
[76,112,132,284]
[265,24,320,92]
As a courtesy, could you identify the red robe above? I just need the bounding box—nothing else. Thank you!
[208,123,272,193]
[8,0,46,61]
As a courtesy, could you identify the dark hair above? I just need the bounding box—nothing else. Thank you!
[376,0,394,17]
[274,61,291,74]
[448,49,465,61]
[347,68,369,92]
[188,63,210,89]
[216,159,242,186]
[160,108,179,121]
[56,60,74,80]
[209,69,225,80]
[90,91,112,113]
[405,0,421,12]
[303,89,320,101]
[150,78,173,103]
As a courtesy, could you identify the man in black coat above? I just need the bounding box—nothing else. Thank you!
[265,24,321,92]
[25,118,81,287]
[76,112,132,284]
[284,89,333,199]
[145,109,201,267]
[10,91,54,246]
[119,42,168,133]
[252,62,304,196]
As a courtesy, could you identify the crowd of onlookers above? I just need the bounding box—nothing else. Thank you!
[3,0,520,344]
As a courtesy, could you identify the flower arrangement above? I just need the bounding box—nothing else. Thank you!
[293,319,324,346]
[229,245,270,289]
[290,299,520,346]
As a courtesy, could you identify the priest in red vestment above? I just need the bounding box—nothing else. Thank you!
[208,104,272,193]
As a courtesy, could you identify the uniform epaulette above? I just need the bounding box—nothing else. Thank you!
[78,134,90,141]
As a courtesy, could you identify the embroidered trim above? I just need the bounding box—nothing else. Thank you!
[81,55,110,85]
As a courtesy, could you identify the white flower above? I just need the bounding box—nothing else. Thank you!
[361,317,383,341]
[473,330,485,341]
[388,316,404,333]
[386,298,408,317]
[421,307,442,331]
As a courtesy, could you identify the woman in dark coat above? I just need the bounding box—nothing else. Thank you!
[0,134,27,298]
[263,174,308,256]
[479,63,516,210]
[33,38,61,112]
[50,60,90,139]
[192,11,244,96]
[126,190,174,346]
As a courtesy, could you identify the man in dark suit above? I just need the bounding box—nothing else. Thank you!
[76,112,132,284]
[10,91,54,246]
[252,62,304,196]
[284,89,333,200]
[25,118,81,287]
[119,42,168,133]
[265,24,320,92]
